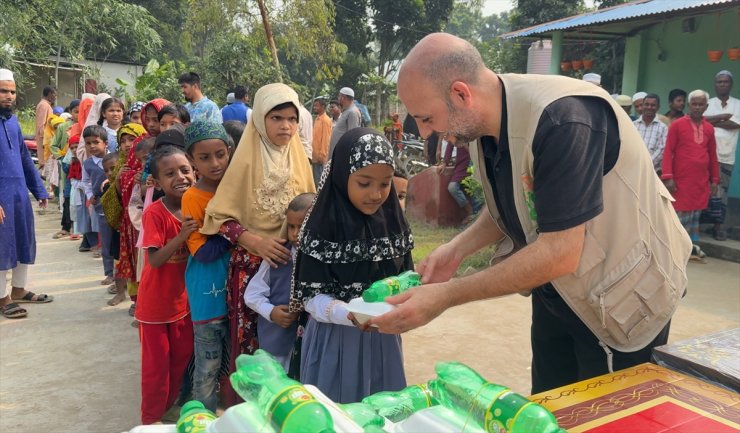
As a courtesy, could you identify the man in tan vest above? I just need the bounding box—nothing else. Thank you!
[369,33,691,393]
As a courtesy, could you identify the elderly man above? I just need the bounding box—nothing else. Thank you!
[328,87,362,155]
[704,70,739,241]
[663,90,719,255]
[582,73,601,87]
[0,69,54,319]
[634,93,668,172]
[632,91,647,120]
[370,34,691,393]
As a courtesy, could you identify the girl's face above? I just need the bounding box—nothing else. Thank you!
[189,139,230,183]
[159,113,181,132]
[347,163,394,215]
[153,153,194,199]
[70,106,79,123]
[120,134,136,153]
[145,107,161,136]
[264,106,298,146]
[130,110,142,125]
[104,103,124,128]
[393,176,408,210]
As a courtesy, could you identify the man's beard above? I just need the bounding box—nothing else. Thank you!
[0,105,14,118]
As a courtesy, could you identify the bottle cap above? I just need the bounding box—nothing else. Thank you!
[181,400,206,415]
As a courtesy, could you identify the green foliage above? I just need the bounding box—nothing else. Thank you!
[461,164,484,205]
[134,58,187,103]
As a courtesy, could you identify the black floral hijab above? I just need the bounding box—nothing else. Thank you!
[288,128,414,312]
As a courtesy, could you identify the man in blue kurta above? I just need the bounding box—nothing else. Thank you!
[0,68,53,319]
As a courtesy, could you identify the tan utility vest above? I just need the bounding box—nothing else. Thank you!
[473,74,692,353]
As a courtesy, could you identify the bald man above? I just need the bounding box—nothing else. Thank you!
[368,33,691,393]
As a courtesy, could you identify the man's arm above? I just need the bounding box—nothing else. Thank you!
[417,210,504,284]
[371,224,585,333]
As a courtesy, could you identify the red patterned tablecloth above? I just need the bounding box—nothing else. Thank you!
[529,363,740,432]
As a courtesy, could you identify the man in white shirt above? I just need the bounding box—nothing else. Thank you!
[633,93,668,173]
[328,87,362,155]
[705,70,739,241]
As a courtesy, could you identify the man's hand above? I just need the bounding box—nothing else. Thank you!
[664,179,676,193]
[38,199,48,209]
[270,305,298,328]
[417,242,465,284]
[711,183,719,196]
[368,283,450,334]
[0,205,5,224]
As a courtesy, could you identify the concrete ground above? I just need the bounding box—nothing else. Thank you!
[1,205,739,432]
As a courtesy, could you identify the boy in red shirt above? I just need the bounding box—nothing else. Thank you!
[135,145,198,424]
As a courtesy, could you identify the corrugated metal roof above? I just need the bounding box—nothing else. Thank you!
[502,0,739,39]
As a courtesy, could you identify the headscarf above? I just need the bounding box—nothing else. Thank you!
[101,123,147,230]
[128,101,145,116]
[288,128,413,312]
[184,120,230,152]
[142,98,171,136]
[85,93,112,128]
[116,122,148,145]
[202,83,315,240]
[73,94,95,161]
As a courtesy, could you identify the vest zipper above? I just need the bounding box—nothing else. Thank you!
[598,251,648,328]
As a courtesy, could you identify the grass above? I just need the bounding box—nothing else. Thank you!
[409,217,495,276]
[17,110,36,136]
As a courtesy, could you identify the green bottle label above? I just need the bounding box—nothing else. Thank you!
[484,390,533,433]
[268,384,317,429]
[176,413,215,433]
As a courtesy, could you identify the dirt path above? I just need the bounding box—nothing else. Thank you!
[1,205,738,432]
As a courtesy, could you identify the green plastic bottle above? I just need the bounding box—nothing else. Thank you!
[230,350,336,433]
[361,383,437,422]
[176,400,217,433]
[362,271,422,302]
[339,402,386,429]
[429,362,567,433]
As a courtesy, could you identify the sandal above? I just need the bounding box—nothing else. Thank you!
[13,291,54,304]
[1,303,27,319]
[52,230,70,239]
[107,284,118,294]
[713,229,728,241]
[92,250,102,259]
[69,234,82,241]
[101,276,115,286]
[129,303,136,317]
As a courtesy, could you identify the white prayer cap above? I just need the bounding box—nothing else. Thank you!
[0,68,14,82]
[582,73,601,85]
[339,87,355,98]
[226,92,235,104]
[632,91,647,102]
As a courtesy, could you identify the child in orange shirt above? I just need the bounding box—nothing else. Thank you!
[135,145,198,424]
[181,121,233,411]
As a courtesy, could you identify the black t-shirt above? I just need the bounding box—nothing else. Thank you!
[481,89,620,250]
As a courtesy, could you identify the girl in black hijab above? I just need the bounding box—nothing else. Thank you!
[289,128,413,403]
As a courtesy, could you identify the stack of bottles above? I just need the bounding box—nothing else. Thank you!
[176,349,565,432]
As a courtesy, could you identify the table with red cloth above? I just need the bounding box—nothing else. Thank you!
[530,363,740,433]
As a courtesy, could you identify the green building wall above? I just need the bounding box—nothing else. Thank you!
[627,8,739,104]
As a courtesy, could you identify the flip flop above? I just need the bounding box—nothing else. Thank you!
[107,284,118,294]
[13,292,54,304]
[1,303,27,319]
[69,234,82,240]
[52,230,70,239]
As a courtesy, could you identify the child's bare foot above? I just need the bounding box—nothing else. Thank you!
[107,291,126,306]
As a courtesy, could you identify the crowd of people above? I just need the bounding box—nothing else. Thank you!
[0,31,737,428]
[1,67,415,424]
[582,70,739,261]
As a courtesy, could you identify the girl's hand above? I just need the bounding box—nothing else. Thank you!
[133,172,142,184]
[0,205,5,224]
[145,177,154,188]
[247,235,291,268]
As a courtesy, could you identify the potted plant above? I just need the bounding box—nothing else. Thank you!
[728,47,740,61]
[583,58,594,70]
[707,50,723,62]
[571,59,583,70]
[561,61,571,72]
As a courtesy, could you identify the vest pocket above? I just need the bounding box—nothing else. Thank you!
[589,241,670,341]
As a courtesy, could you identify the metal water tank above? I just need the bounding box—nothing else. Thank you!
[527,40,552,74]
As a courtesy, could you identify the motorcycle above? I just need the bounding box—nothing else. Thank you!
[394,133,429,178]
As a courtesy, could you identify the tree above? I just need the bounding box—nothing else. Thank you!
[367,0,454,122]
[444,0,484,42]
[0,0,161,92]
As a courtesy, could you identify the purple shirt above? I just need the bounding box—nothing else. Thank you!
[443,144,471,182]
